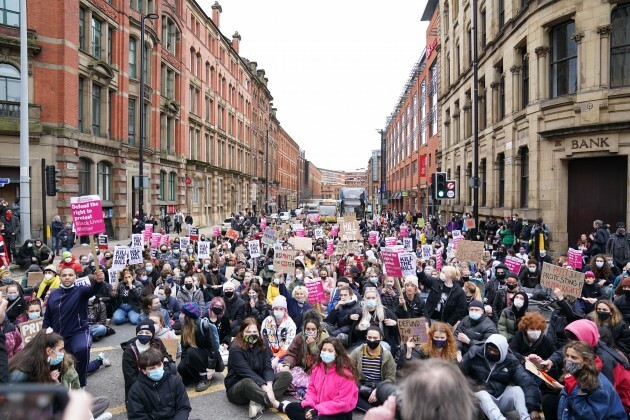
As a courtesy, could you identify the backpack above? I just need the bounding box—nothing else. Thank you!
[199,317,224,372]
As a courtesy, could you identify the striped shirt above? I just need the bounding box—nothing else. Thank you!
[362,347,382,382]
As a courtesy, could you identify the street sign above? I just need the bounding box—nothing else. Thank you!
[0,178,9,187]
[447,190,455,198]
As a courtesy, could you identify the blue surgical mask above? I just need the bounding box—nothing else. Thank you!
[147,367,164,381]
[273,310,285,319]
[273,278,280,285]
[320,351,335,364]
[145,266,153,273]
[28,311,41,320]
[365,299,377,310]
[469,311,482,321]
[49,350,64,366]
[297,298,306,304]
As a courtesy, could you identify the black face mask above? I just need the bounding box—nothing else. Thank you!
[624,290,630,297]
[185,283,193,290]
[486,351,501,363]
[496,273,506,281]
[212,307,223,315]
[597,311,611,321]
[366,339,381,350]
[224,291,234,299]
[506,284,518,291]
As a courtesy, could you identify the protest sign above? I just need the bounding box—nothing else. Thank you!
[453,236,463,250]
[161,234,169,246]
[330,226,339,237]
[261,218,267,229]
[397,318,429,345]
[398,252,417,277]
[197,241,210,259]
[421,245,433,259]
[131,234,144,248]
[334,241,362,256]
[262,227,278,245]
[27,272,44,287]
[314,228,324,240]
[161,337,179,360]
[417,218,425,228]
[248,240,261,258]
[74,276,91,287]
[70,195,106,236]
[305,278,325,304]
[128,247,144,265]
[435,250,443,270]
[416,230,421,241]
[143,228,152,244]
[225,229,239,241]
[400,226,409,237]
[455,240,485,263]
[340,220,361,242]
[179,237,190,249]
[368,231,378,245]
[452,230,463,238]
[19,318,43,344]
[107,269,118,285]
[97,234,108,250]
[403,238,413,251]
[540,262,585,299]
[568,248,583,270]
[504,256,523,274]
[385,237,397,247]
[273,250,296,275]
[381,247,402,277]
[212,226,220,237]
[307,213,321,223]
[144,224,154,234]
[465,218,476,229]
[325,239,334,256]
[525,360,562,388]
[288,237,312,251]
[112,246,129,270]
[189,227,199,241]
[150,233,162,248]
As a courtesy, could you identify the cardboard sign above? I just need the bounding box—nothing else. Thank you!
[70,195,106,236]
[160,337,180,360]
[288,237,312,251]
[128,246,144,265]
[225,229,239,241]
[397,317,429,345]
[305,278,325,304]
[382,247,402,277]
[340,220,361,242]
[248,240,261,258]
[273,250,296,275]
[421,245,433,259]
[179,237,190,250]
[334,241,362,256]
[27,272,44,287]
[74,276,91,287]
[131,234,144,248]
[262,227,278,245]
[150,233,162,248]
[197,242,210,259]
[189,227,199,241]
[403,238,413,251]
[525,360,562,388]
[504,256,523,274]
[385,237,397,247]
[107,269,119,285]
[112,246,129,270]
[398,252,417,277]
[417,218,425,228]
[568,248,583,269]
[97,234,108,250]
[314,228,324,240]
[465,218,476,229]
[224,267,235,279]
[212,226,220,237]
[455,240,485,263]
[540,262,585,299]
[18,318,43,344]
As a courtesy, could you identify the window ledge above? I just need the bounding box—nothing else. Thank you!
[540,94,576,111]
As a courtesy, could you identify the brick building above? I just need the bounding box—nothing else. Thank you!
[320,168,345,200]
[277,125,299,211]
[367,150,381,214]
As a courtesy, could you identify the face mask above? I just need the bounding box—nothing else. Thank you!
[146,266,153,273]
[64,258,72,263]
[28,311,41,320]
[180,262,187,267]
[268,265,274,271]
[212,269,219,273]
[173,250,180,255]
[366,339,381,350]
[507,284,518,291]
[519,250,525,255]
[248,293,257,300]
[161,248,167,253]
[528,267,536,273]
[469,311,482,321]
[495,273,506,280]
[424,269,432,275]
[185,283,193,290]
[596,261,604,268]
[88,296,96,303]
[597,311,611,321]
[204,264,210,269]
[320,351,335,364]
[527,330,541,341]
[485,351,501,363]
[296,298,306,304]
[26,243,32,248]
[137,335,152,345]
[513,299,524,309]
[565,360,582,375]
[59,283,74,289]
[212,307,223,315]
[44,273,54,280]
[274,310,285,319]
[167,278,174,284]
[245,334,259,344]
[273,278,280,285]
[224,291,234,299]
[49,350,64,366]
[141,276,149,283]
[369,277,379,283]
[439,273,447,281]
[365,299,377,310]
[7,293,18,300]
[105,256,112,260]
[295,274,303,280]
[609,261,615,267]
[147,367,164,381]
[625,290,630,297]
[433,338,447,348]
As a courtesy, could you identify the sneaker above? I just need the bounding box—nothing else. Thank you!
[94,413,113,420]
[248,401,263,418]
[195,379,210,392]
[277,400,291,413]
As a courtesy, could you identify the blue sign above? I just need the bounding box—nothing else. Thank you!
[0,178,10,187]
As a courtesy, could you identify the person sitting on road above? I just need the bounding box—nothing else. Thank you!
[34,265,61,300]
[261,295,297,370]
[137,294,171,329]
[111,268,143,325]
[149,310,180,358]
[5,283,26,325]
[398,321,458,368]
[58,251,83,274]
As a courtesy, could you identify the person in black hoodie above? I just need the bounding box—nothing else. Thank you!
[223,282,246,335]
[484,263,509,308]
[519,259,541,289]
[127,348,191,420]
[325,284,361,345]
[491,273,521,323]
[394,275,425,319]
[575,271,603,314]
[454,300,498,357]
[418,265,467,326]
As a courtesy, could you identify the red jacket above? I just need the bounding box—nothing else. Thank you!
[301,362,358,415]
[58,255,83,274]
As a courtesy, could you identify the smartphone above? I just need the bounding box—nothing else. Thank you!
[0,384,69,420]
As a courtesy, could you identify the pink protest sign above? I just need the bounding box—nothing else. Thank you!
[295,228,305,237]
[261,218,267,229]
[400,226,409,237]
[212,226,220,237]
[330,226,339,237]
[382,247,402,277]
[151,233,162,248]
[70,195,106,236]
[313,214,320,223]
[504,256,523,273]
[305,279,325,304]
[435,251,443,271]
[325,239,334,256]
[568,248,583,269]
[453,236,463,250]
[161,234,170,246]
[368,231,378,245]
[385,237,397,247]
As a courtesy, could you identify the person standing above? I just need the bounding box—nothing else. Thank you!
[51,215,64,256]
[163,213,171,234]
[185,212,193,235]
[174,210,183,235]
[607,222,630,270]
[2,209,17,261]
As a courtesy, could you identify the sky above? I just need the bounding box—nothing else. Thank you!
[200,0,429,172]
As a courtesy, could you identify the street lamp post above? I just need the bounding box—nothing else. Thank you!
[471,0,480,233]
[265,128,270,215]
[138,13,159,222]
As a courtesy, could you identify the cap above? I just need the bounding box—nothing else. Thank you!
[181,302,201,319]
[617,222,626,229]
[43,265,58,274]
[585,271,595,278]
[62,251,72,259]
[469,300,484,310]
[136,319,156,335]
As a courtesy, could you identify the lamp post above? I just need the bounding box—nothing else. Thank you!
[138,13,159,222]
[471,0,480,233]
[265,127,270,215]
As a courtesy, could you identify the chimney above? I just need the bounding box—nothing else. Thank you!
[211,1,222,27]
[232,31,241,54]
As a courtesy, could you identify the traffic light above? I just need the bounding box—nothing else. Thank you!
[45,165,61,196]
[445,179,457,199]
[434,172,447,200]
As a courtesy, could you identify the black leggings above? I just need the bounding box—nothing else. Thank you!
[284,403,353,420]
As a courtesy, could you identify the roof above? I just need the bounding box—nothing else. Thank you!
[421,0,439,21]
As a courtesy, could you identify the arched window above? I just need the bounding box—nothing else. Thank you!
[97,161,112,201]
[0,64,20,102]
[78,158,93,196]
[168,172,176,201]
[159,170,166,200]
[612,4,630,87]
[129,37,137,79]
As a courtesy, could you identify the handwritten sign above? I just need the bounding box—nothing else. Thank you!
[340,220,361,242]
[248,240,261,258]
[97,234,108,250]
[189,227,199,241]
[128,246,144,265]
[421,245,432,259]
[70,195,106,236]
[305,278,325,304]
[334,241,362,256]
[112,246,129,270]
[540,262,585,299]
[454,240,485,263]
[398,252,417,277]
[225,229,239,241]
[504,256,523,274]
[18,318,43,343]
[417,218,425,228]
[160,337,180,360]
[452,230,463,238]
[314,228,324,240]
[568,248,583,270]
[397,317,429,345]
[198,242,210,259]
[107,269,118,285]
[273,250,296,276]
[403,238,413,251]
[27,272,44,287]
[288,236,312,251]
[131,234,144,248]
[179,237,190,250]
[385,237,397,247]
[382,247,402,277]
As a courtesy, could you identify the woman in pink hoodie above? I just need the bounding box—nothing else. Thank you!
[282,337,359,419]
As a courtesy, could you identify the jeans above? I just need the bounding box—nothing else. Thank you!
[90,324,107,338]
[475,386,530,420]
[51,237,60,255]
[112,304,140,325]
[226,371,292,408]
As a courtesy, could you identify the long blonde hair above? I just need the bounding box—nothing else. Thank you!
[358,288,385,331]
[181,316,197,348]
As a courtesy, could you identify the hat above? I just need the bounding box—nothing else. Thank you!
[43,265,58,274]
[617,222,626,229]
[272,295,288,310]
[222,281,235,292]
[181,302,201,319]
[62,251,72,259]
[136,319,156,336]
[469,300,484,310]
[404,275,418,288]
[350,266,360,274]
[622,277,630,288]
[27,264,42,273]
[367,256,378,265]
[585,271,595,278]
[171,243,180,249]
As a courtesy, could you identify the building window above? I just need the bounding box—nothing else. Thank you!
[497,153,505,207]
[192,178,199,204]
[91,17,102,59]
[159,170,166,200]
[550,20,577,97]
[92,84,101,136]
[480,10,486,48]
[521,48,529,108]
[166,115,174,153]
[611,4,630,88]
[498,0,505,28]
[163,17,178,55]
[519,147,529,208]
[97,161,111,201]
[142,103,149,146]
[78,77,84,132]
[0,64,19,102]
[78,158,92,196]
[480,158,487,207]
[168,172,176,201]
[128,99,136,145]
[143,44,149,84]
[497,64,505,120]
[129,37,137,79]
[79,8,85,50]
[430,63,438,136]
[0,0,19,27]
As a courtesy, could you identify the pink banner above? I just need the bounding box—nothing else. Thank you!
[382,247,402,277]
[161,234,169,246]
[151,233,162,248]
[305,279,325,304]
[330,226,339,237]
[368,231,378,245]
[385,237,397,247]
[453,236,463,250]
[435,251,443,271]
[325,239,334,256]
[504,256,523,274]
[295,228,305,237]
[212,226,220,237]
[70,196,106,236]
[400,226,408,237]
[261,218,267,229]
[568,248,583,269]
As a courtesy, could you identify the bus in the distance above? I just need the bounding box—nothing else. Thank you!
[339,188,366,220]
[318,200,339,223]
